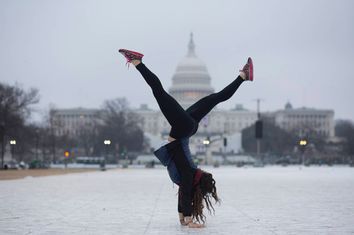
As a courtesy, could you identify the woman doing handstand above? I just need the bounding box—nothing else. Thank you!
[118,49,253,228]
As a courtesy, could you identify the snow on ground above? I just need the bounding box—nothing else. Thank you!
[1,166,354,235]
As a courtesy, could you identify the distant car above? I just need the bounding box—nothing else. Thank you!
[145,161,155,168]
[275,158,290,166]
[253,161,265,167]
[4,160,19,169]
[29,160,50,169]
[19,161,26,169]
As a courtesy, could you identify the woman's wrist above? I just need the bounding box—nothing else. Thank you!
[179,213,184,224]
[178,213,184,220]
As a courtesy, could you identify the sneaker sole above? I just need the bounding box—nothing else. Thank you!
[118,49,144,58]
[248,57,253,81]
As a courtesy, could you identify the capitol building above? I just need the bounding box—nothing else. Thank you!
[134,34,258,155]
[168,33,214,109]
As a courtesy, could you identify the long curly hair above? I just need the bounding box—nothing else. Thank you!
[191,171,220,223]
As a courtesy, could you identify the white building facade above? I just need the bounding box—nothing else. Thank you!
[50,108,101,137]
[272,102,335,139]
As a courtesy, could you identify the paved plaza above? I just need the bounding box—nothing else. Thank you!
[1,166,354,235]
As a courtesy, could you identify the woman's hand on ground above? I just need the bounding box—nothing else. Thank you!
[188,222,205,228]
[180,220,188,226]
[180,216,205,228]
[179,213,187,226]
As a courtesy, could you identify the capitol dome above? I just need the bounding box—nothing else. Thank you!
[169,33,214,109]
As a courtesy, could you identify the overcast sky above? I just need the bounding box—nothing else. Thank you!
[1,0,353,121]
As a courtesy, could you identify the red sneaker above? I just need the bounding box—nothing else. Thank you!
[118,49,144,64]
[239,57,253,81]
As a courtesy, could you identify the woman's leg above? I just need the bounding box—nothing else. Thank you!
[186,58,253,123]
[135,62,195,139]
[186,76,244,123]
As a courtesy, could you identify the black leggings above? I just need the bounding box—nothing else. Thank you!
[136,63,244,139]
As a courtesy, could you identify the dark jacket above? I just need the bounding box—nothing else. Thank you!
[154,137,196,184]
[154,138,202,216]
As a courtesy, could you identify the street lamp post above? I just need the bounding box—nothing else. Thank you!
[103,139,111,171]
[254,98,264,165]
[0,123,5,169]
[202,138,210,146]
[202,136,226,166]
[64,150,70,169]
[299,139,308,167]
[10,140,16,161]
[35,129,40,161]
[203,137,211,165]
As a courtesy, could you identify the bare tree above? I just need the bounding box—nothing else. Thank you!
[0,83,39,168]
[96,98,144,160]
[77,121,99,156]
[242,118,298,156]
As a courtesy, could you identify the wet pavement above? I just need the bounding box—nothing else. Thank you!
[1,166,354,234]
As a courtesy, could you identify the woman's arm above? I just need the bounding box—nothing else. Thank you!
[179,170,193,216]
[172,146,194,217]
[171,143,204,228]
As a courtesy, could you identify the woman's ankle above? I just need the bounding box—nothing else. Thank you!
[168,136,176,142]
[132,60,141,66]
[239,71,247,80]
